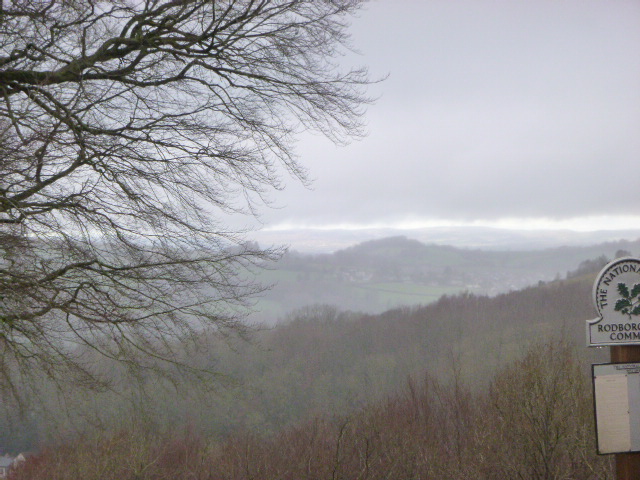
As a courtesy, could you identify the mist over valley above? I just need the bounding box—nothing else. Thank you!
[251,231,640,323]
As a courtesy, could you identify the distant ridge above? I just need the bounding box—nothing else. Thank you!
[253,235,640,323]
[254,226,640,253]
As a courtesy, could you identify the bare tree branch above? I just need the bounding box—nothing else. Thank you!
[0,0,373,402]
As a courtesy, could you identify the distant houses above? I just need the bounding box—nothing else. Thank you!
[0,456,11,479]
[0,454,25,478]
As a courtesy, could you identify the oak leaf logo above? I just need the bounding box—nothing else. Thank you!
[614,282,640,318]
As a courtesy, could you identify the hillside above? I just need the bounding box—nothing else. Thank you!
[13,340,612,480]
[2,263,609,454]
[253,235,640,321]
[231,272,607,433]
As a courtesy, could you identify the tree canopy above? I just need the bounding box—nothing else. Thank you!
[0,0,371,400]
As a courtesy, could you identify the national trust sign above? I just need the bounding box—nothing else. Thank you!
[587,257,640,346]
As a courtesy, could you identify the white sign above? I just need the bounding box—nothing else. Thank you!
[593,363,640,454]
[587,257,640,346]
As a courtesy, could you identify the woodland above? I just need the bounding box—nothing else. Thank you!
[1,254,623,479]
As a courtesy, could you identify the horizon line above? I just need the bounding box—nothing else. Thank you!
[263,215,640,233]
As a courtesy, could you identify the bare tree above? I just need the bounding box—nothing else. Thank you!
[0,0,371,399]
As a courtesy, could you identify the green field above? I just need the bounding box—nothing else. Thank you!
[352,282,467,306]
[250,268,474,322]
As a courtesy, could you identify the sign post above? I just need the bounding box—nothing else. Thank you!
[588,258,640,480]
[611,347,640,479]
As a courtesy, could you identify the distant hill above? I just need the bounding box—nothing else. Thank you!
[253,225,640,253]
[252,235,640,322]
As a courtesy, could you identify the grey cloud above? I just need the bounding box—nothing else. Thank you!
[258,0,640,229]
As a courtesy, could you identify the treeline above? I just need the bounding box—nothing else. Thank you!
[11,340,613,479]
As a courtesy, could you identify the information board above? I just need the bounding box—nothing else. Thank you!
[593,363,640,454]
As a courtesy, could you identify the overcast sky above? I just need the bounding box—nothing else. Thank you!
[258,0,640,233]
